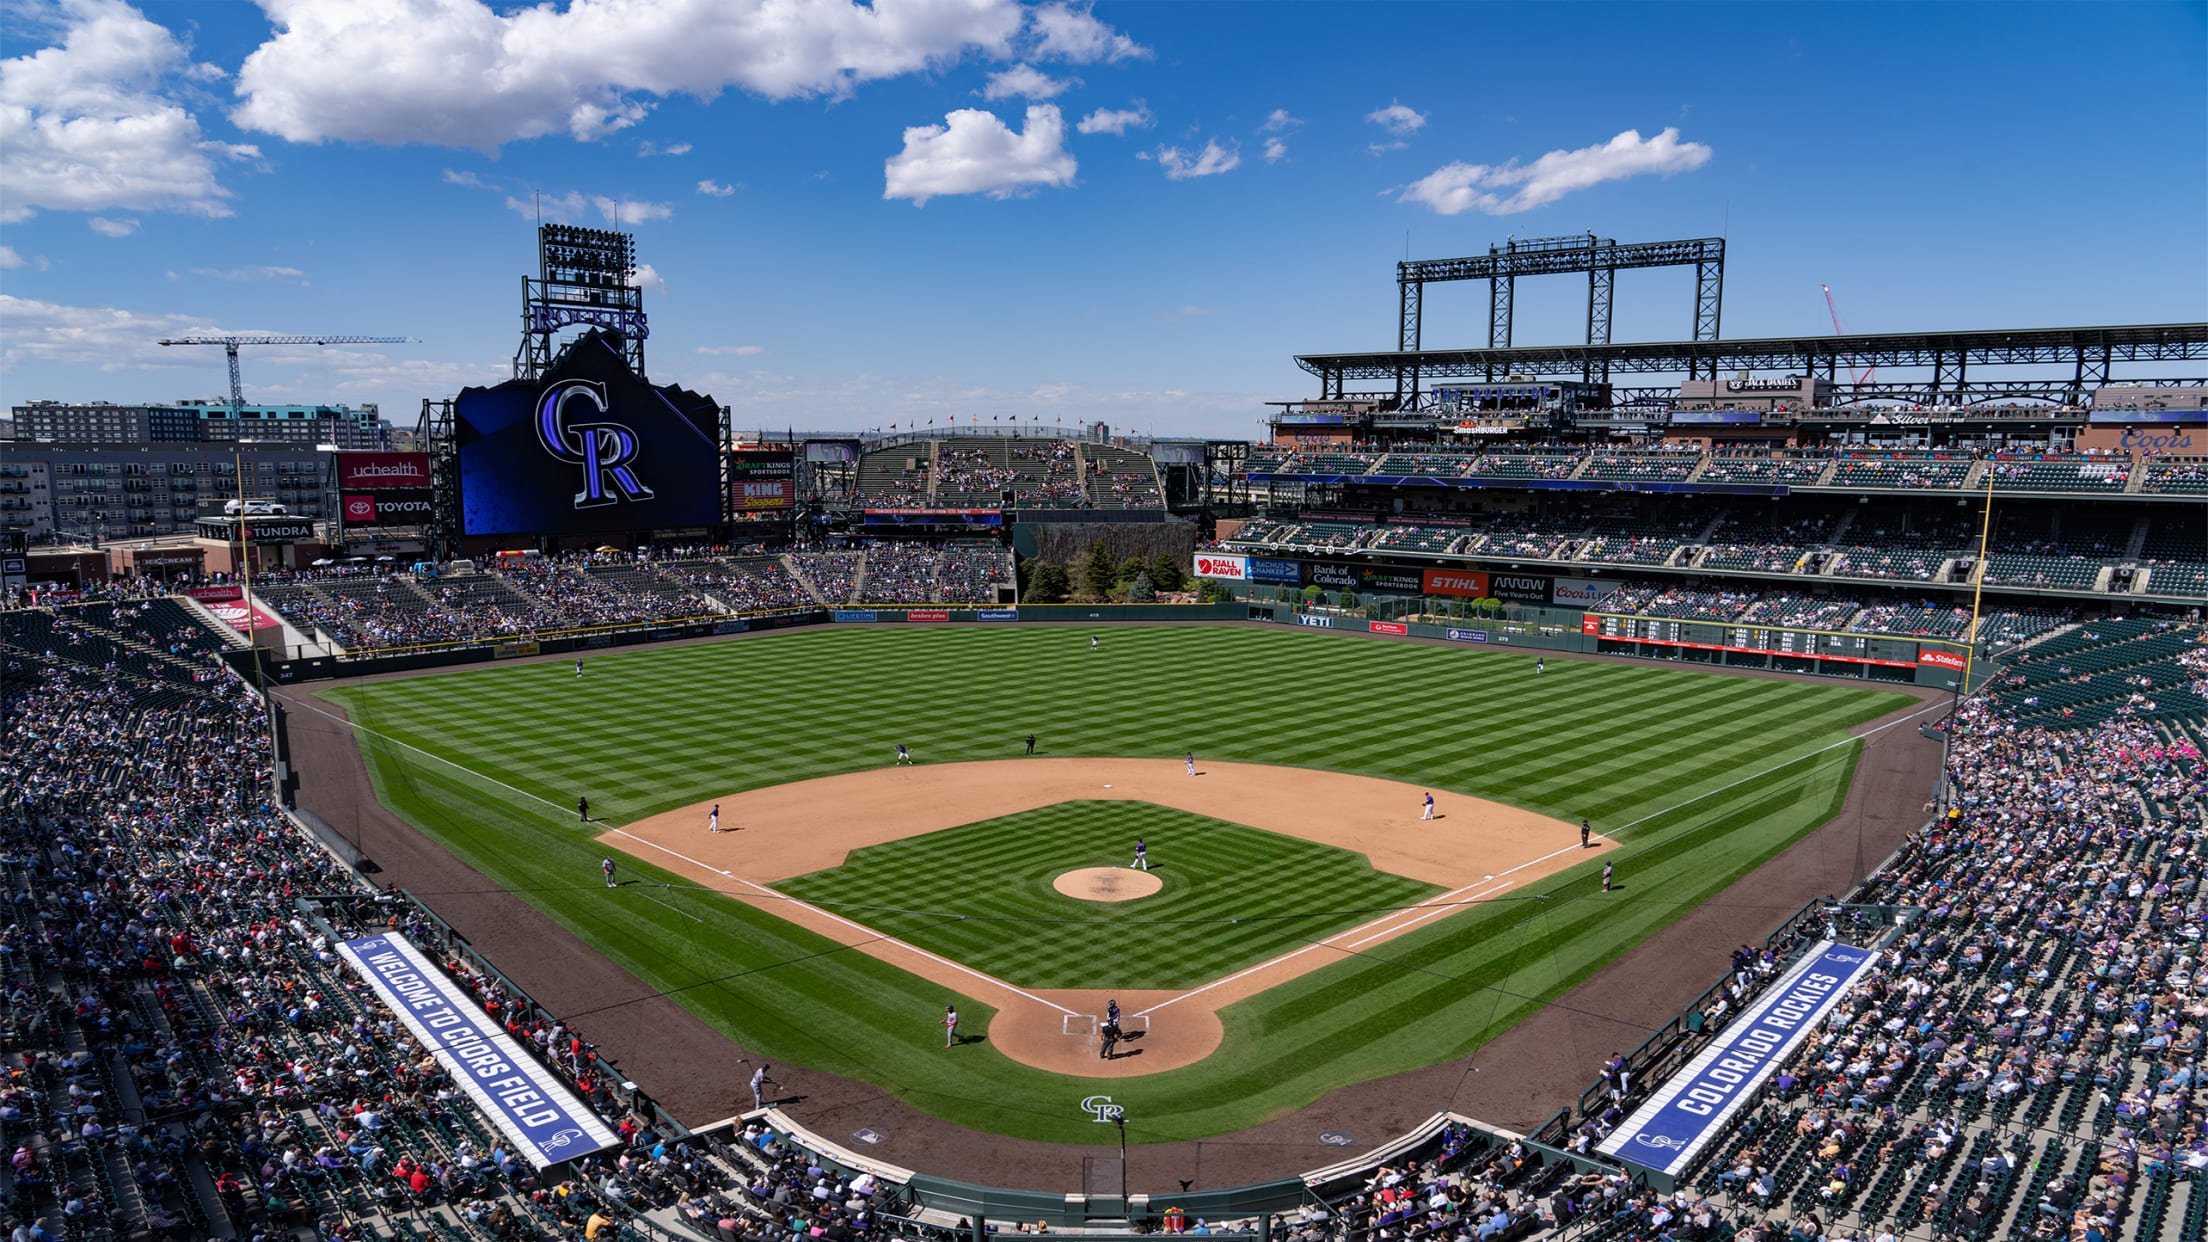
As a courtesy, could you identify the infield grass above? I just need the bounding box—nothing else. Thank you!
[326,624,1914,1143]
[775,800,1443,989]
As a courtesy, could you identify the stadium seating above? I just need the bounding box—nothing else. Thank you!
[1735,593,1859,630]
[1982,454,2132,492]
[1083,443,1167,509]
[1697,455,1833,486]
[2141,459,2208,495]
[1470,453,1580,481]
[786,551,864,604]
[1575,516,1705,566]
[1577,453,1701,484]
[1366,524,1473,555]
[1825,456,1974,490]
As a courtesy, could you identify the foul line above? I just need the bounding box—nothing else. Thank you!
[287,694,1073,1016]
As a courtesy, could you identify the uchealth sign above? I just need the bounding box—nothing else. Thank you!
[1193,553,1249,581]
[1421,569,1489,598]
[342,492,434,525]
[336,451,433,491]
[205,598,284,634]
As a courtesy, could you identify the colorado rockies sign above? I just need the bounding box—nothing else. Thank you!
[455,328,723,537]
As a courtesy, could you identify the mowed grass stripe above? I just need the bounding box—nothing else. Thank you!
[332,624,1909,1143]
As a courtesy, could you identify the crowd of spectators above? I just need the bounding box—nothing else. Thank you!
[0,637,730,1242]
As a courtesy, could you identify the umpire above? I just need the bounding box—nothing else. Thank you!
[1099,1018,1122,1059]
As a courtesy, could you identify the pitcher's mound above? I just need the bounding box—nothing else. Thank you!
[1053,866,1162,902]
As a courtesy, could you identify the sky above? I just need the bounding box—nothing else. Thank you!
[2,0,2203,441]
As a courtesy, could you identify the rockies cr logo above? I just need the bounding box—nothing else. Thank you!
[1081,1095,1124,1123]
[536,379,655,510]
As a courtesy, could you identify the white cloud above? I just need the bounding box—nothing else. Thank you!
[627,262,665,293]
[1152,138,1238,180]
[0,247,24,269]
[883,103,1075,205]
[696,178,736,196]
[981,62,1072,101]
[1262,136,1288,164]
[1028,3,1149,63]
[230,0,1028,150]
[87,215,139,236]
[1367,140,1406,156]
[1259,108,1301,133]
[0,292,226,371]
[191,265,307,283]
[698,344,764,356]
[1,0,261,223]
[1398,126,1712,216]
[504,191,672,225]
[442,168,493,188]
[637,139,691,156]
[1075,102,1149,135]
[1365,100,1426,137]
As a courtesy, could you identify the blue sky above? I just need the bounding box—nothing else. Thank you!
[3,0,2203,439]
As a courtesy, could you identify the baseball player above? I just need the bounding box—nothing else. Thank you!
[1421,792,1435,821]
[942,1005,959,1048]
[1130,839,1149,871]
[708,804,720,834]
[1580,819,1591,848]
[1536,657,1545,675]
[1602,861,1614,892]
[602,857,617,888]
[1025,733,1036,756]
[576,659,584,678]
[1091,635,1100,651]
[895,744,913,765]
[1184,751,1195,777]
[1106,998,1121,1027]
[749,1062,772,1110]
[578,795,589,823]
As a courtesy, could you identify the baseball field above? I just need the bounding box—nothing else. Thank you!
[320,623,1913,1144]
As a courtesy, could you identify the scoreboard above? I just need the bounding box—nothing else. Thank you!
[728,448,796,513]
[1582,613,1929,668]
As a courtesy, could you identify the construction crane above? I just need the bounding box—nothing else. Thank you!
[156,334,412,420]
[1818,286,1875,391]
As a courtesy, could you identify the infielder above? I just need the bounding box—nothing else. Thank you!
[895,744,913,765]
[1602,861,1614,892]
[708,804,720,834]
[602,857,617,888]
[1422,792,1435,821]
[1130,839,1149,871]
[1185,751,1196,777]
[942,1005,959,1048]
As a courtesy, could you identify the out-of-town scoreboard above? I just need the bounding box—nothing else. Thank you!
[1582,613,1941,669]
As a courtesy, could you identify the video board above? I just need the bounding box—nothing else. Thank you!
[729,448,796,512]
[455,331,722,536]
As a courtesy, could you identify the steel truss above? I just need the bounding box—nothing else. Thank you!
[1393,235,1724,403]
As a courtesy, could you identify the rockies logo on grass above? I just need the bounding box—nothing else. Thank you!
[1081,1094,1125,1123]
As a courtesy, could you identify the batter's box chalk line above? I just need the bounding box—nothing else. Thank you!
[1064,1015,1098,1036]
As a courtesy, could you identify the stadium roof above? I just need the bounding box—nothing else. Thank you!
[1295,322,2208,382]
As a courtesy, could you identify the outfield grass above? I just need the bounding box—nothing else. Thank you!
[327,624,1913,1143]
[775,800,1443,989]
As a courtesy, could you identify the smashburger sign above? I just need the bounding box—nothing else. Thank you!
[1193,553,1249,581]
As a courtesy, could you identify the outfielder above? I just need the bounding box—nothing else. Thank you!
[576,659,585,678]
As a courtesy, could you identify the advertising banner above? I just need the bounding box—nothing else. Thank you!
[493,641,541,659]
[185,585,243,603]
[1307,562,1423,594]
[1668,411,1764,425]
[342,492,435,526]
[979,609,1019,621]
[1296,614,1336,628]
[712,619,750,635]
[834,609,878,623]
[337,934,620,1169]
[729,448,797,512]
[336,451,433,491]
[1918,649,1967,670]
[1598,941,1880,1179]
[204,598,284,633]
[907,610,950,622]
[1247,556,1301,584]
[1552,578,1620,607]
[1445,628,1490,643]
[2088,409,2197,424]
[1193,553,1250,581]
[1582,614,1603,634]
[1369,621,1409,636]
[1421,569,1489,598]
[1488,573,1554,604]
[196,517,316,544]
[456,330,723,537]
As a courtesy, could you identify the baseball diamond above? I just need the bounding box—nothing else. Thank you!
[319,623,1907,1144]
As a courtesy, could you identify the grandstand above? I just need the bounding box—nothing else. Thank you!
[849,436,1166,511]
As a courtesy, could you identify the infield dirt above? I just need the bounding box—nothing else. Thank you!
[606,758,1600,1077]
